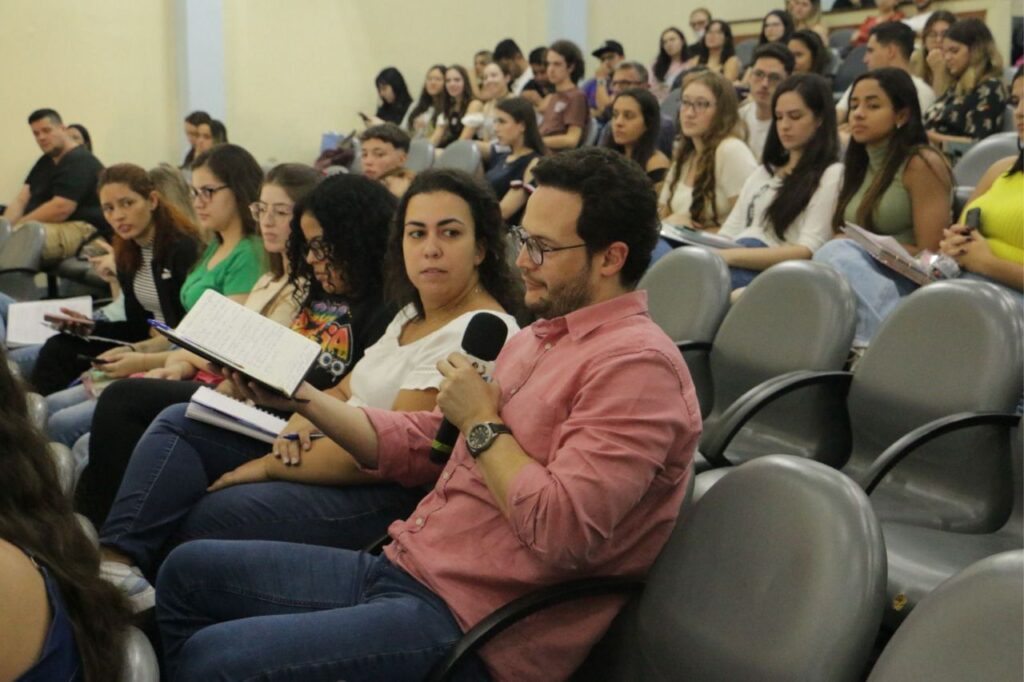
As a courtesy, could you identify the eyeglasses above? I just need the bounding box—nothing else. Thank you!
[306,237,331,261]
[249,202,294,222]
[190,185,229,202]
[510,225,587,266]
[611,78,644,89]
[680,98,714,113]
[750,69,785,85]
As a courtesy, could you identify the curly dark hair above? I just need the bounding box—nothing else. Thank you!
[0,348,131,681]
[386,169,523,320]
[286,174,395,309]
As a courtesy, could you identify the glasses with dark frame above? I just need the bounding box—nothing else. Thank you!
[189,185,229,202]
[510,225,587,266]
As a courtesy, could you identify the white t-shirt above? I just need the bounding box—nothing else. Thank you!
[838,74,936,118]
[346,304,520,410]
[659,137,758,225]
[511,67,535,96]
[739,101,773,162]
[719,162,844,251]
[903,11,933,34]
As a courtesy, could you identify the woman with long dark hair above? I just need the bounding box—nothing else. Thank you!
[405,64,446,138]
[911,11,956,96]
[0,347,131,681]
[758,10,794,46]
[789,0,829,45]
[603,88,671,189]
[483,97,547,222]
[431,64,477,149]
[718,73,843,289]
[650,26,689,101]
[695,20,742,81]
[788,29,830,76]
[816,68,1012,348]
[373,67,414,126]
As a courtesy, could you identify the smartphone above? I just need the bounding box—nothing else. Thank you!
[964,207,981,232]
[76,354,111,365]
[80,242,108,258]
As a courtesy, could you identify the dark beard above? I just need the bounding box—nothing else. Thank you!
[525,263,592,319]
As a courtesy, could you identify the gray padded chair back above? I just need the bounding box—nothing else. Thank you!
[829,28,856,51]
[582,118,600,147]
[120,626,160,682]
[1002,104,1016,132]
[630,456,885,682]
[639,248,731,417]
[952,131,1017,186]
[735,39,757,69]
[867,550,1023,682]
[0,222,45,270]
[705,261,856,465]
[0,218,12,249]
[407,138,435,172]
[845,281,1024,531]
[833,45,868,93]
[435,140,481,173]
[659,88,682,125]
[349,138,363,174]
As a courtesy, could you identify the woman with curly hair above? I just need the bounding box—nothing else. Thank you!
[0,347,131,681]
[659,71,758,230]
[95,170,522,608]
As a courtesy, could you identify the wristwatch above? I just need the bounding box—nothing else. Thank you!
[466,422,512,458]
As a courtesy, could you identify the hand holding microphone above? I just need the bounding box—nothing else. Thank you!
[432,312,509,464]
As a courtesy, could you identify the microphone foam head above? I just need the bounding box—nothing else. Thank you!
[462,312,509,361]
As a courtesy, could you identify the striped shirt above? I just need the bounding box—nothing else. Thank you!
[133,244,164,323]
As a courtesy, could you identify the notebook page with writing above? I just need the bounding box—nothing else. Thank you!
[186,386,286,442]
[6,296,93,347]
[173,290,320,395]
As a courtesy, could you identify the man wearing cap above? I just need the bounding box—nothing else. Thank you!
[585,40,625,117]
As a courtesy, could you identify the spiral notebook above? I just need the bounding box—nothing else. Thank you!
[185,386,286,444]
[660,222,737,249]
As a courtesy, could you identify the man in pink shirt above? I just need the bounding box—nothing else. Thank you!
[157,148,700,682]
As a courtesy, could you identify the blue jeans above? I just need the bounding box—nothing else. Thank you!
[0,291,11,344]
[100,403,424,575]
[729,238,770,289]
[157,541,489,681]
[45,383,96,447]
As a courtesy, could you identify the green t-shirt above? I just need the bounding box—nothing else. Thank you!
[178,236,265,311]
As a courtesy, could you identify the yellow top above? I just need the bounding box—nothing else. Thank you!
[963,170,1024,264]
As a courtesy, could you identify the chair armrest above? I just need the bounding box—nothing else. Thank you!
[426,576,644,682]
[0,266,39,276]
[676,340,712,353]
[863,411,1021,494]
[701,370,853,468]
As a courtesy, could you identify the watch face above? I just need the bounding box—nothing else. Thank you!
[467,424,492,452]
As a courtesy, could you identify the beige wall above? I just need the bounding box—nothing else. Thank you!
[0,0,178,203]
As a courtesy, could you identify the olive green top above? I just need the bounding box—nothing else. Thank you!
[843,143,915,244]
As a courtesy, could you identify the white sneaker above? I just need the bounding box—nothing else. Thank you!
[99,560,155,613]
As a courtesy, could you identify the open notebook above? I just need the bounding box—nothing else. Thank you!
[841,223,939,286]
[151,289,321,397]
[185,386,286,444]
[660,222,737,250]
[5,296,92,347]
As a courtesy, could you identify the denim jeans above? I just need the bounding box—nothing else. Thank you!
[0,291,11,344]
[100,403,424,575]
[157,541,490,681]
[45,383,96,447]
[729,238,770,290]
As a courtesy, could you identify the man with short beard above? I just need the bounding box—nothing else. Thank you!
[3,108,108,264]
[158,148,700,682]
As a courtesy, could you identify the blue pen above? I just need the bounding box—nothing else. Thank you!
[282,432,326,441]
[147,319,172,332]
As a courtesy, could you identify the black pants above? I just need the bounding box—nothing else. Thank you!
[31,333,120,395]
[75,378,204,527]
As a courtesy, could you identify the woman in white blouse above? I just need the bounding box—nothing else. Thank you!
[718,73,843,289]
[461,61,512,143]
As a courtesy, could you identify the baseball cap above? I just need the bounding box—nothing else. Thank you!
[591,40,624,58]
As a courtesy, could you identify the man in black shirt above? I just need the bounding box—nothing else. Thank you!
[2,108,108,264]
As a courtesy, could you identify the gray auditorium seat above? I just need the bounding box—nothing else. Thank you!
[50,442,76,497]
[734,38,757,69]
[435,140,481,174]
[1002,104,1016,132]
[952,131,1017,186]
[0,223,45,300]
[638,247,731,417]
[659,88,682,125]
[833,45,868,93]
[54,256,110,298]
[120,626,160,682]
[406,138,435,172]
[0,217,12,249]
[349,138,363,174]
[829,28,856,51]
[430,456,886,682]
[866,550,1023,682]
[26,392,47,431]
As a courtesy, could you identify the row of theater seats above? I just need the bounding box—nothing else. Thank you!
[0,219,109,301]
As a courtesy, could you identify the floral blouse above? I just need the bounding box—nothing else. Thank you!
[923,76,1008,140]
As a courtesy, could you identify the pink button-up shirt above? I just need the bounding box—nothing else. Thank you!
[363,290,700,681]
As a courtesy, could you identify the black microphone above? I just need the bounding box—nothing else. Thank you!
[430,312,509,464]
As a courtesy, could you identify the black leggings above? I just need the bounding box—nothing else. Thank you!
[75,378,204,527]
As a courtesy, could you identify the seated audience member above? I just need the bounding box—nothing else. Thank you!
[596,61,676,155]
[0,348,132,682]
[472,49,493,97]
[650,27,689,101]
[924,18,1008,147]
[371,67,414,126]
[789,29,831,76]
[97,169,522,606]
[689,7,713,47]
[482,97,547,223]
[815,67,1015,346]
[2,108,109,264]
[911,11,956,97]
[838,22,935,124]
[359,123,415,197]
[739,44,795,161]
[790,0,829,44]
[586,39,625,115]
[694,20,742,82]
[660,71,758,229]
[28,164,203,396]
[521,46,554,106]
[832,0,878,7]
[194,118,228,155]
[431,64,477,150]
[461,61,512,143]
[850,0,904,48]
[405,64,446,139]
[180,110,212,169]
[719,74,843,289]
[493,39,534,97]
[603,88,671,190]
[758,10,795,48]
[154,146,697,682]
[66,123,92,152]
[539,40,589,150]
